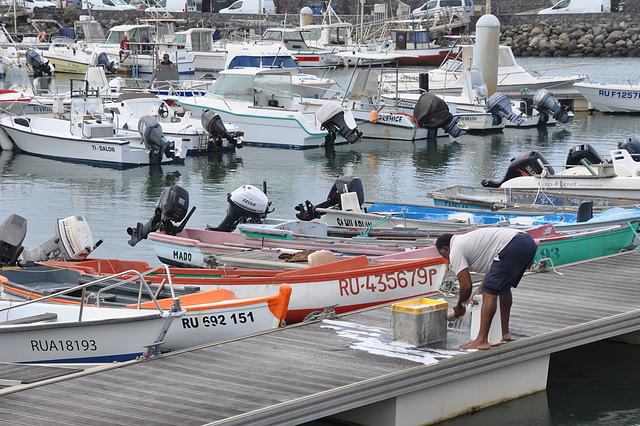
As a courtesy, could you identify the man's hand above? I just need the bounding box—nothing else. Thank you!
[453,303,466,318]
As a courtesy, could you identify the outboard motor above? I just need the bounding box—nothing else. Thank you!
[481,151,552,188]
[316,102,362,146]
[413,92,467,138]
[485,92,525,126]
[566,144,608,166]
[21,216,102,263]
[201,109,243,149]
[138,115,181,165]
[127,185,195,246]
[26,49,53,78]
[206,185,271,232]
[295,176,364,221]
[95,51,118,74]
[533,89,573,124]
[0,214,27,266]
[619,138,640,162]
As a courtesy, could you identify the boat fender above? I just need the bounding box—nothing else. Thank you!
[370,109,378,123]
[38,32,46,42]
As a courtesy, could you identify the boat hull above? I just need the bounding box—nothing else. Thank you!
[0,299,170,364]
[573,82,640,113]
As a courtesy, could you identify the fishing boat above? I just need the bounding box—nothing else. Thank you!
[573,80,640,113]
[481,141,640,200]
[0,266,291,352]
[40,253,449,324]
[0,273,180,363]
[427,184,639,212]
[0,80,186,167]
[526,222,639,268]
[259,27,340,68]
[104,92,243,154]
[169,67,362,149]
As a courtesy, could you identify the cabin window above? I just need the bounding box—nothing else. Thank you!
[192,32,212,51]
[174,34,187,44]
[262,31,283,42]
[498,48,515,68]
[106,31,124,44]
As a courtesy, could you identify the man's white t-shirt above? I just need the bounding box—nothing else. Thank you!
[449,228,524,275]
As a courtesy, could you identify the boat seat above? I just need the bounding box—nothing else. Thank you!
[2,312,58,325]
[307,250,335,268]
[340,192,362,213]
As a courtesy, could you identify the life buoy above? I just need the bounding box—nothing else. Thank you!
[381,40,393,52]
[38,31,46,42]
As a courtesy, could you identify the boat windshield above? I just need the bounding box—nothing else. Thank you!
[206,74,255,102]
[4,67,31,90]
[261,30,282,42]
[439,58,462,72]
[254,73,293,100]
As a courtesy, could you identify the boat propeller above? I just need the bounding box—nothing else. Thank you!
[0,214,102,266]
[295,176,364,221]
[127,185,195,246]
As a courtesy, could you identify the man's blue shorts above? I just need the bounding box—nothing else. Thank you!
[482,233,537,296]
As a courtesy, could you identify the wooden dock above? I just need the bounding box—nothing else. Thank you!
[1,250,640,425]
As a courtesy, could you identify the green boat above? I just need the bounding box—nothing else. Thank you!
[527,221,640,268]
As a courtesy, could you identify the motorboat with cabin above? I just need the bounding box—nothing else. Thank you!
[169,67,361,149]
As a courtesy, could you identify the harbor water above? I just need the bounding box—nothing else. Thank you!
[2,57,640,424]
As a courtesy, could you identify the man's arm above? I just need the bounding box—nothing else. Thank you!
[453,267,473,317]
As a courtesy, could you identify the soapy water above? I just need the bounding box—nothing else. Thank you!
[447,311,472,348]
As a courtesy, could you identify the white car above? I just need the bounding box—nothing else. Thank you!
[25,0,58,12]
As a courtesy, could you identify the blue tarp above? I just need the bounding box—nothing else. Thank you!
[57,28,76,40]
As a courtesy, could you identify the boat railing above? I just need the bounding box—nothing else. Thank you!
[523,62,588,80]
[0,267,173,322]
[581,74,640,86]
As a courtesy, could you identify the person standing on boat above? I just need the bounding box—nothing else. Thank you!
[119,35,131,63]
[435,228,537,350]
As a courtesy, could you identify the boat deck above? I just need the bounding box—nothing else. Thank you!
[1,250,640,425]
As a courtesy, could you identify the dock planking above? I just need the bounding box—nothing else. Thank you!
[0,250,639,425]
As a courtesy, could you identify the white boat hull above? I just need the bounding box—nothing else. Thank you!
[573,82,640,113]
[0,300,171,363]
[0,116,183,167]
[500,175,640,200]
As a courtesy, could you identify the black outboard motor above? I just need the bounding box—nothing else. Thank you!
[566,144,608,166]
[485,92,525,126]
[533,89,573,124]
[481,151,553,188]
[138,115,181,165]
[413,92,466,138]
[316,102,362,146]
[96,51,118,74]
[206,185,271,232]
[295,176,364,221]
[201,109,243,149]
[26,49,53,78]
[0,214,27,266]
[127,185,195,246]
[619,138,640,162]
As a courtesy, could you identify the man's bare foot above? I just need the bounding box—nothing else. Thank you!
[460,340,491,350]
[502,333,512,341]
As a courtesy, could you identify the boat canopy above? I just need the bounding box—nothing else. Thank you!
[205,69,294,108]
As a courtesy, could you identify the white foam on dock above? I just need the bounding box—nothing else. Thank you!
[322,319,464,366]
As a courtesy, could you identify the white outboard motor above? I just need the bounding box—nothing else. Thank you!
[295,176,364,221]
[21,216,101,263]
[201,109,243,149]
[0,214,27,266]
[95,51,118,74]
[316,102,362,146]
[138,115,181,165]
[127,185,195,246]
[485,92,525,126]
[207,185,271,232]
[26,49,53,78]
[413,92,467,138]
[533,89,573,124]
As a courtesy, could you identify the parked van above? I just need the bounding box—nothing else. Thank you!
[412,0,474,20]
[219,0,275,14]
[146,0,197,12]
[82,0,136,10]
[538,0,611,14]
[25,0,57,12]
